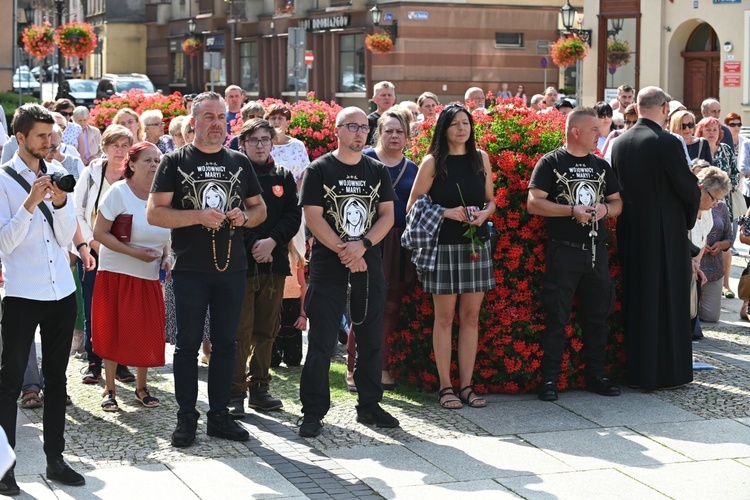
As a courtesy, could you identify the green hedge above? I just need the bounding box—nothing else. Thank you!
[0,92,40,134]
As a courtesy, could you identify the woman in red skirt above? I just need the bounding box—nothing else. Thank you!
[92,142,172,411]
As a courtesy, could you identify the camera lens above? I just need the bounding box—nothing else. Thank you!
[50,172,76,193]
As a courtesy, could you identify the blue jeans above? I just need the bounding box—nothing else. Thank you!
[22,343,44,392]
[172,270,246,417]
[77,255,101,366]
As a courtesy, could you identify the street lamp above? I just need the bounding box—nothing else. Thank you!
[24,4,34,24]
[54,0,65,96]
[559,0,591,46]
[607,18,624,38]
[187,17,196,37]
[369,4,397,40]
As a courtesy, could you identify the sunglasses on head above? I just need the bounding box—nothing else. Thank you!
[681,122,695,130]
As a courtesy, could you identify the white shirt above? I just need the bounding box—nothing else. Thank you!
[271,138,310,183]
[97,180,171,280]
[0,154,77,300]
[690,210,714,249]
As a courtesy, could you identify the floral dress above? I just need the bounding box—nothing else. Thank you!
[712,142,740,219]
[271,138,310,183]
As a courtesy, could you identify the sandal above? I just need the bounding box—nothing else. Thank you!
[438,387,462,409]
[19,391,43,409]
[135,387,160,408]
[723,288,735,299]
[458,385,487,408]
[101,390,119,412]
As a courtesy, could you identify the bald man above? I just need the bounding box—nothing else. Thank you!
[298,107,398,437]
[464,87,486,112]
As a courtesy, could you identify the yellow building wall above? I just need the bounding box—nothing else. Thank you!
[101,23,148,75]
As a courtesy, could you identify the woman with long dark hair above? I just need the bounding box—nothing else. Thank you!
[406,104,495,409]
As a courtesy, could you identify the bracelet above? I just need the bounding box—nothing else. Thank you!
[604,203,610,219]
[570,205,575,218]
[76,242,88,251]
[242,211,249,226]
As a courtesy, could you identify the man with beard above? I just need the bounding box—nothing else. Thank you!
[148,92,267,447]
[611,86,700,390]
[0,104,84,495]
[298,107,397,437]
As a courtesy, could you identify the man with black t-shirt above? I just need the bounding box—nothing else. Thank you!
[527,107,623,402]
[298,107,397,438]
[147,92,266,448]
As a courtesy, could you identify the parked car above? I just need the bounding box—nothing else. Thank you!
[63,79,98,108]
[30,64,73,82]
[12,69,41,97]
[96,73,156,100]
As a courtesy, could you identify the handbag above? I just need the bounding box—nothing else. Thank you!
[738,261,750,301]
[111,214,133,242]
[731,188,747,220]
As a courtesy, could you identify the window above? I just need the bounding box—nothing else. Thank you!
[172,52,186,84]
[239,42,259,92]
[339,33,365,93]
[495,32,524,49]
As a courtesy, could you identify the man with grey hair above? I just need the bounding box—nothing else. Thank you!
[611,86,701,390]
[148,91,267,448]
[528,107,623,402]
[298,106,397,437]
[367,81,396,145]
[530,94,545,111]
[464,86,486,112]
[701,97,734,151]
[46,124,84,180]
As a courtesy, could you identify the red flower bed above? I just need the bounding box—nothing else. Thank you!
[89,90,187,132]
[391,101,627,393]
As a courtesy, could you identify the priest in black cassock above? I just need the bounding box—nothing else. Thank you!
[611,86,700,390]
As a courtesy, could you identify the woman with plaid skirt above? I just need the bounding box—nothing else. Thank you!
[406,104,495,410]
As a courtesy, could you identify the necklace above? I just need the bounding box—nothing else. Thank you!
[211,221,234,272]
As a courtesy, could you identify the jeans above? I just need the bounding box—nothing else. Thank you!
[0,293,76,460]
[300,271,386,417]
[22,343,44,392]
[77,254,101,366]
[231,274,285,397]
[540,242,614,382]
[172,270,246,417]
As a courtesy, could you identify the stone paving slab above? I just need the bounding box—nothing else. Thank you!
[631,419,750,460]
[11,436,48,476]
[456,399,599,435]
[166,457,307,499]
[518,427,688,470]
[736,417,750,427]
[388,479,520,499]
[407,435,573,479]
[619,460,750,500]
[324,444,454,488]
[553,388,703,427]
[498,469,668,499]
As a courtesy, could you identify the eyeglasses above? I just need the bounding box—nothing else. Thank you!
[60,111,73,118]
[145,123,162,127]
[614,124,625,130]
[243,137,272,147]
[728,122,743,128]
[49,143,60,152]
[625,120,637,126]
[707,190,718,203]
[681,122,695,130]
[338,123,371,133]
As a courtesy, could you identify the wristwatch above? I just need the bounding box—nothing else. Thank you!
[362,237,373,249]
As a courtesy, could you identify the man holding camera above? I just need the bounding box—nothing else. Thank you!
[0,104,84,495]
[527,107,623,402]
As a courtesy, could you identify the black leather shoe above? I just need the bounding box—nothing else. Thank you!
[171,413,198,447]
[0,469,20,496]
[298,414,323,437]
[206,409,250,441]
[538,381,558,401]
[46,459,85,486]
[356,404,400,428]
[587,376,621,397]
[248,386,283,412]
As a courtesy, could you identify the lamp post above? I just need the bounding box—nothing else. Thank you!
[369,4,397,40]
[187,17,196,38]
[607,18,624,38]
[559,1,590,107]
[187,18,196,93]
[54,0,65,98]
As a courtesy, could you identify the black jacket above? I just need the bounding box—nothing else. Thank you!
[244,158,301,276]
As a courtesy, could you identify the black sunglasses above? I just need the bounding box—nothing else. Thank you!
[60,111,73,117]
[681,122,695,130]
[728,122,742,128]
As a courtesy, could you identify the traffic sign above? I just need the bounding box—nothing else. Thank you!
[305,50,314,66]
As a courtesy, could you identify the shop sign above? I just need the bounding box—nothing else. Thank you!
[724,61,741,73]
[713,0,741,4]
[298,15,350,31]
[724,74,741,87]
[407,11,429,20]
[205,34,225,51]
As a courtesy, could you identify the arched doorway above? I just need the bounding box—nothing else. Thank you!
[682,23,720,115]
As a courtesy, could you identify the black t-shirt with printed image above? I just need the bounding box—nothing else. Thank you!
[529,147,621,243]
[151,144,263,272]
[300,152,397,282]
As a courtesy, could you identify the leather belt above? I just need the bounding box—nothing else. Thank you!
[550,239,590,251]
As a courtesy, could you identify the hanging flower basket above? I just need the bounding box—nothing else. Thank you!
[56,22,98,59]
[550,36,588,67]
[22,23,55,59]
[182,38,204,57]
[365,33,394,54]
[606,38,631,68]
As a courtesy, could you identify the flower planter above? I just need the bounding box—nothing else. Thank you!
[365,33,394,55]
[551,36,588,67]
[56,22,97,59]
[182,38,203,57]
[22,23,55,59]
[606,38,631,68]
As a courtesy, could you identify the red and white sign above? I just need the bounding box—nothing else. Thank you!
[305,50,314,66]
[724,61,741,73]
[724,74,741,87]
